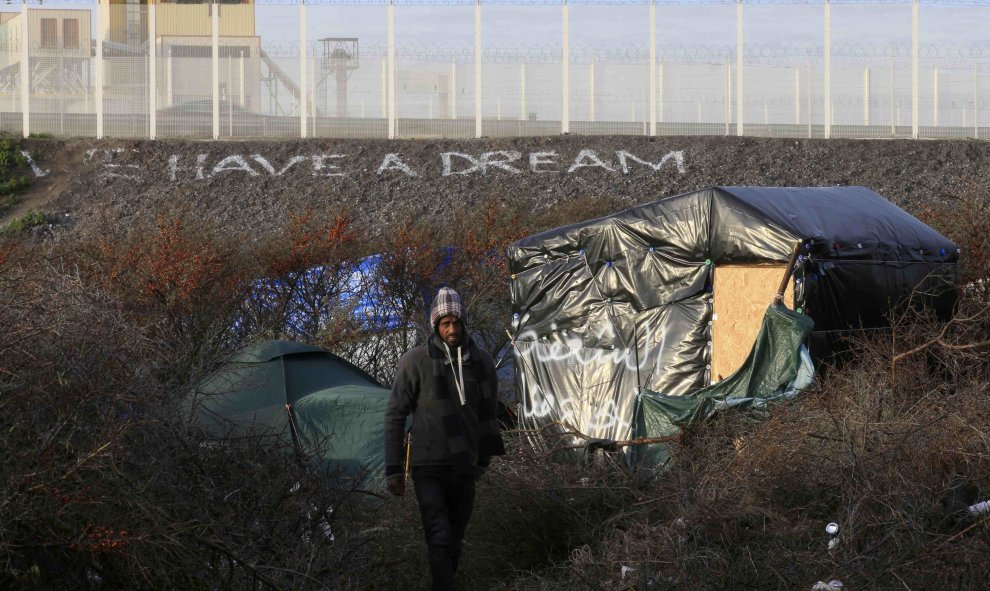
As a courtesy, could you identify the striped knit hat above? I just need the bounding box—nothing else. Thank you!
[430,287,465,329]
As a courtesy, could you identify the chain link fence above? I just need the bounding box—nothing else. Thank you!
[1,0,989,140]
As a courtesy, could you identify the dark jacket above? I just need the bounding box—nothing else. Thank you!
[384,334,505,478]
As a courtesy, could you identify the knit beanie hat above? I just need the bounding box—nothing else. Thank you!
[429,287,465,330]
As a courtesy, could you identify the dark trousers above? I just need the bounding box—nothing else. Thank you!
[412,466,477,591]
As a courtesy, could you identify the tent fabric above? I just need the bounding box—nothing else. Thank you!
[230,340,325,363]
[195,341,391,486]
[631,304,815,467]
[508,186,958,447]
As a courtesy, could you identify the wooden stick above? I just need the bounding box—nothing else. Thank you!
[547,434,682,456]
[403,433,412,481]
[773,241,804,306]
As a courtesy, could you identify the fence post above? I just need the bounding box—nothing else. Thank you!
[300,1,308,139]
[474,0,482,138]
[166,48,173,108]
[589,62,595,123]
[388,1,396,139]
[725,61,732,135]
[794,66,800,125]
[149,2,157,140]
[890,57,895,136]
[658,61,664,128]
[310,53,317,136]
[863,68,870,127]
[562,0,569,134]
[239,50,245,107]
[96,0,105,139]
[381,59,386,119]
[20,2,29,138]
[911,0,919,139]
[824,0,831,139]
[520,62,526,121]
[644,71,650,135]
[212,1,220,140]
[932,66,938,128]
[735,0,743,137]
[451,62,457,119]
[975,66,979,139]
[807,60,812,138]
[649,0,656,136]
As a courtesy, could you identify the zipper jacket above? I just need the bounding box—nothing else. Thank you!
[384,334,504,478]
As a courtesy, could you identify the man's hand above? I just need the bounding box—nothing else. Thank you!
[386,475,405,496]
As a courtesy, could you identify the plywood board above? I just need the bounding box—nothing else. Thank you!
[711,265,794,383]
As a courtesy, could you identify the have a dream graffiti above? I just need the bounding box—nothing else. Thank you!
[22,147,687,182]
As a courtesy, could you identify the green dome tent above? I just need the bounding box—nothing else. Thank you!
[194,341,390,487]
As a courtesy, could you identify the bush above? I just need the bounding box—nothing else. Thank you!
[0,137,31,215]
[916,185,990,285]
[0,230,398,590]
[0,201,541,589]
[1,210,49,236]
[2,185,987,590]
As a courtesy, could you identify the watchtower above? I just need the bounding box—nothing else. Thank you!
[319,37,358,118]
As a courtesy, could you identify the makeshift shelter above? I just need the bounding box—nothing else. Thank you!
[508,186,958,446]
[194,340,391,485]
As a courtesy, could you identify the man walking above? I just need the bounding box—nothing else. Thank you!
[384,286,506,591]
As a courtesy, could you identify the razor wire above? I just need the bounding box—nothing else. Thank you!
[265,40,990,67]
[255,1,990,7]
[19,0,990,6]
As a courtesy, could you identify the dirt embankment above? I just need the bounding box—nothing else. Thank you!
[9,135,990,238]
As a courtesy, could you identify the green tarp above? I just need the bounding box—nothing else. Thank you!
[631,304,815,467]
[194,340,390,487]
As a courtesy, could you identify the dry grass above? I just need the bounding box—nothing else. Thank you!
[1,188,988,589]
[490,188,990,590]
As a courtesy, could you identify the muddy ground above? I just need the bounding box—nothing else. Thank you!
[9,135,990,239]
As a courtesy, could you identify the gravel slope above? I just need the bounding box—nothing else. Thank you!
[14,135,990,238]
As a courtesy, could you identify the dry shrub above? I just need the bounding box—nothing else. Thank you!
[332,219,437,385]
[236,209,368,350]
[78,211,247,392]
[1,242,160,587]
[0,199,562,590]
[0,222,387,590]
[7,185,985,590]
[496,288,990,590]
[915,185,990,285]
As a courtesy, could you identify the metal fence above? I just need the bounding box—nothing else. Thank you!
[3,0,990,140]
